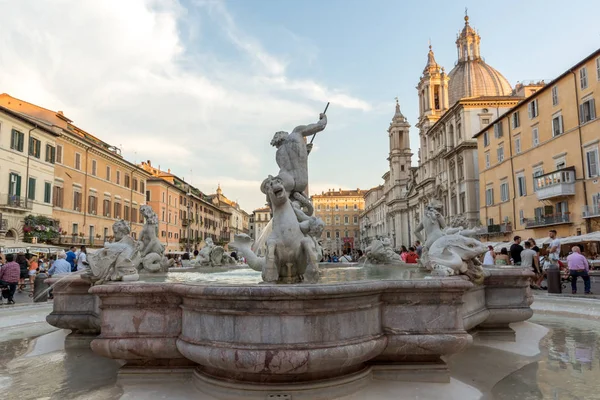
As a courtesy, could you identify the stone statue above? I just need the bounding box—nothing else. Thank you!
[414,199,485,283]
[231,175,320,283]
[82,220,141,285]
[139,205,174,272]
[270,113,327,216]
[293,202,325,262]
[364,237,403,264]
[190,237,236,267]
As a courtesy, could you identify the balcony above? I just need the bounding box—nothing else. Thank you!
[182,218,189,227]
[0,194,33,210]
[525,213,571,228]
[534,167,576,200]
[474,223,513,236]
[583,204,600,218]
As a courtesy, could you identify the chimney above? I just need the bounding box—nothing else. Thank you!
[147,160,151,166]
[168,168,171,173]
[57,110,64,115]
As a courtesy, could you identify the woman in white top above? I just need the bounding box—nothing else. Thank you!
[76,246,88,271]
[483,245,496,265]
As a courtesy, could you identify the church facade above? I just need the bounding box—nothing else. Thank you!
[361,15,541,250]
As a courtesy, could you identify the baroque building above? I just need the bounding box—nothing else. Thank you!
[361,14,538,250]
[475,49,600,239]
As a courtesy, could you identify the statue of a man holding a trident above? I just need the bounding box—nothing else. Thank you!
[269,103,328,216]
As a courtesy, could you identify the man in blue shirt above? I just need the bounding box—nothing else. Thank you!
[48,251,72,276]
[66,246,77,272]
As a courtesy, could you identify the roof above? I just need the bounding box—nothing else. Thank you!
[253,206,271,213]
[312,189,364,198]
[448,60,513,106]
[473,47,600,139]
[0,105,59,137]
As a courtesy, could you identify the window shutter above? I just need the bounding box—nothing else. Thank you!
[10,130,15,149]
[579,104,584,124]
[560,115,564,134]
[528,103,532,119]
[591,99,596,120]
[589,150,599,177]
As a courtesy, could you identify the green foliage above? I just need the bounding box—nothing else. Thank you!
[23,215,60,243]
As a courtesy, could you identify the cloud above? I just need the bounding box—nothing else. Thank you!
[0,0,370,211]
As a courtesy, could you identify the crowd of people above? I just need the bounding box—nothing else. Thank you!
[482,229,593,295]
[323,240,424,264]
[0,245,89,305]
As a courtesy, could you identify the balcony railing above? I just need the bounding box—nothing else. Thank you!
[583,204,600,218]
[0,194,33,210]
[474,223,513,236]
[534,167,576,200]
[525,213,571,228]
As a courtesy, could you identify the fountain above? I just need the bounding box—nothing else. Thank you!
[44,111,534,399]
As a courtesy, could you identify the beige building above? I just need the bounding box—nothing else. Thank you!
[312,189,364,255]
[0,94,151,247]
[475,49,600,240]
[0,106,58,242]
[208,185,250,242]
[360,185,387,249]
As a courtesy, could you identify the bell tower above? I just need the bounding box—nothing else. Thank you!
[388,99,412,187]
[416,44,449,133]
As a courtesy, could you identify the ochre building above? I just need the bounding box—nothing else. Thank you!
[475,49,600,239]
[312,189,364,255]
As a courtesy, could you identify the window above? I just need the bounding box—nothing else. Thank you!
[27,177,36,200]
[515,136,521,154]
[73,191,82,211]
[44,182,51,203]
[485,187,494,206]
[114,202,121,218]
[106,166,111,181]
[512,112,520,129]
[335,231,340,239]
[354,204,358,211]
[132,178,138,191]
[517,174,527,197]
[551,86,559,106]
[335,204,339,211]
[586,147,599,178]
[528,99,538,119]
[45,144,56,163]
[91,160,97,176]
[72,224,79,236]
[140,181,145,194]
[533,168,544,192]
[132,208,138,223]
[317,204,321,211]
[29,137,41,158]
[344,204,348,211]
[124,174,130,188]
[580,67,588,90]
[483,131,489,147]
[519,210,525,225]
[481,118,490,126]
[580,98,596,124]
[497,146,504,163]
[116,171,121,185]
[326,231,331,239]
[532,127,539,147]
[124,205,130,221]
[56,145,63,163]
[88,195,98,214]
[146,191,151,202]
[53,186,64,207]
[10,129,25,152]
[500,181,509,202]
[552,115,564,137]
[74,153,81,170]
[103,199,111,217]
[353,215,358,224]
[493,122,503,138]
[485,152,490,168]
[344,216,349,224]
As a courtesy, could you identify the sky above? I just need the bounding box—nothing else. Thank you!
[1,0,599,212]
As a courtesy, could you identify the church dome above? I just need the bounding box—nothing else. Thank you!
[447,14,512,105]
[447,60,512,105]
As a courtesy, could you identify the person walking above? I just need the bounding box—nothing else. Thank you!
[0,254,20,304]
[548,229,561,267]
[566,246,592,295]
[483,245,496,265]
[48,251,73,276]
[28,255,39,289]
[16,252,29,292]
[521,242,541,289]
[66,246,77,272]
[509,236,524,265]
[415,241,423,258]
[76,246,88,271]
[495,248,510,265]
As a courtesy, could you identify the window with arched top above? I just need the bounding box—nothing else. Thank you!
[448,125,455,146]
[457,123,462,139]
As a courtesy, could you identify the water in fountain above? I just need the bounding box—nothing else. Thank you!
[251,218,272,254]
[33,269,87,302]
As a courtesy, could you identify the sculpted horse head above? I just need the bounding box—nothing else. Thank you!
[261,175,288,208]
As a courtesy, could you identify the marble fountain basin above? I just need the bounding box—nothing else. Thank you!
[46,265,534,399]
